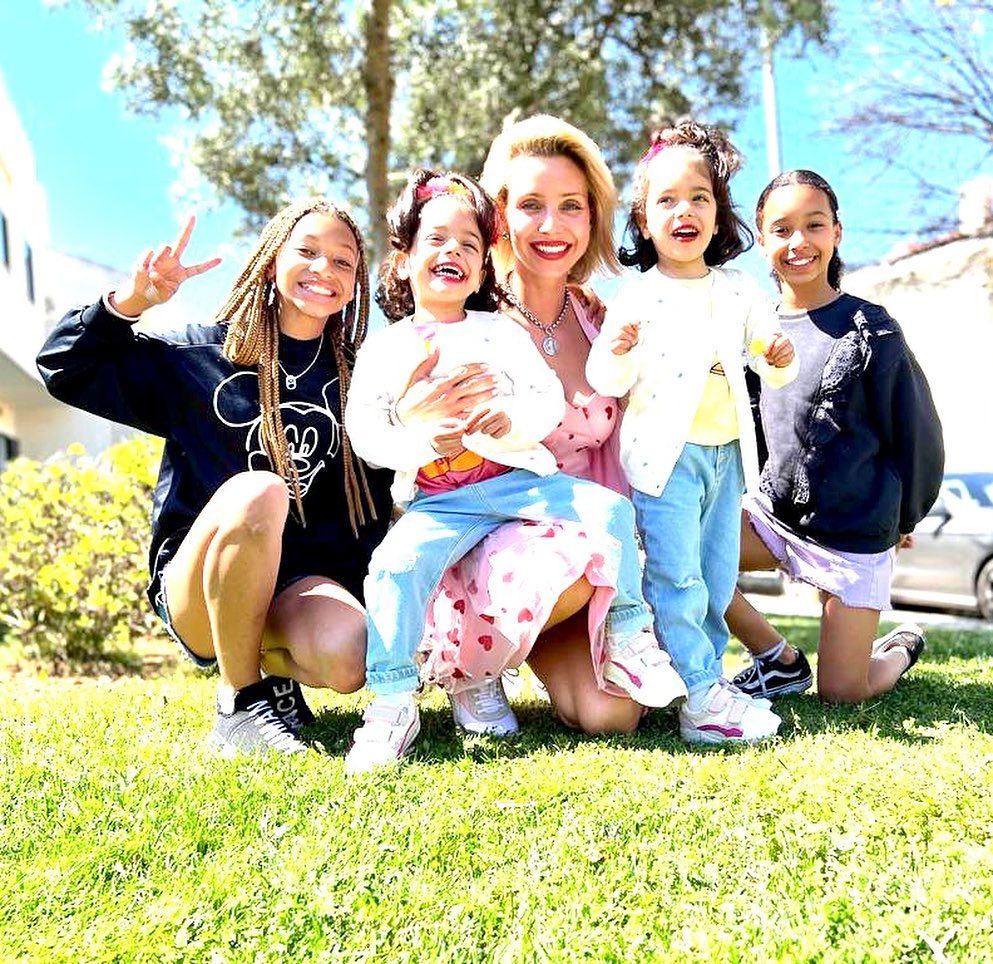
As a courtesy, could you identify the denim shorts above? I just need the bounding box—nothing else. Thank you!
[151,566,334,669]
[151,570,216,669]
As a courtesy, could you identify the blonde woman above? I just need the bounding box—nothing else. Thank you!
[415,115,680,735]
[38,203,393,756]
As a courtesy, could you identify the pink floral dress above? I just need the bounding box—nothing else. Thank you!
[417,301,631,695]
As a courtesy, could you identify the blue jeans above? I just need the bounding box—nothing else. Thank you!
[633,442,744,695]
[364,468,651,694]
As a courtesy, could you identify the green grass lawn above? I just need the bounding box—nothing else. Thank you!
[4,618,993,962]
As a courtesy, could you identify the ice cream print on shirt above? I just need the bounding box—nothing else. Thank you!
[213,371,341,497]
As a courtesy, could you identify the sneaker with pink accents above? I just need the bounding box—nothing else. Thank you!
[345,696,420,774]
[603,626,688,708]
[679,679,781,745]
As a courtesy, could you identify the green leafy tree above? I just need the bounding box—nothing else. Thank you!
[69,0,829,257]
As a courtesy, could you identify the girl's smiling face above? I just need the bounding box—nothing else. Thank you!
[758,183,842,306]
[504,153,591,282]
[639,146,717,278]
[399,194,485,322]
[272,212,358,336]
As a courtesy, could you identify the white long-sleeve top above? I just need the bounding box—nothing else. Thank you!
[345,309,565,503]
[586,266,798,497]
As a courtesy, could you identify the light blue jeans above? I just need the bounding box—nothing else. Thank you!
[633,442,744,695]
[364,468,651,695]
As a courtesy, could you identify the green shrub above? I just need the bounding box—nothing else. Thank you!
[0,435,164,663]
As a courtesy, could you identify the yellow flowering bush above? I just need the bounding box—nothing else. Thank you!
[0,434,164,662]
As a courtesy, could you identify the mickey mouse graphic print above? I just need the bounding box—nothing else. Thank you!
[36,302,393,605]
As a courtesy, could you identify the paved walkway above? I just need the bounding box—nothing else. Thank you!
[744,583,993,634]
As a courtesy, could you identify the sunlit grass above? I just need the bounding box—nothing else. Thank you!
[3,619,992,962]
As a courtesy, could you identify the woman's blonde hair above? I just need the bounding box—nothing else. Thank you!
[480,114,619,284]
[215,198,377,535]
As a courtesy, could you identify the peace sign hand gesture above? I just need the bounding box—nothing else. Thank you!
[110,216,222,317]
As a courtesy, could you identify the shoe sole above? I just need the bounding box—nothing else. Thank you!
[454,722,520,738]
[743,677,813,700]
[206,730,306,758]
[679,722,781,745]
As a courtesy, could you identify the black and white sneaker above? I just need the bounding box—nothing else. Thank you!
[732,646,813,699]
[264,675,316,733]
[210,679,308,757]
[871,623,926,677]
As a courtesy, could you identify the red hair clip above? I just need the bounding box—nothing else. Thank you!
[415,176,471,202]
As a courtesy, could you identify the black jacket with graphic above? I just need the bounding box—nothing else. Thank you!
[753,294,944,553]
[37,301,393,603]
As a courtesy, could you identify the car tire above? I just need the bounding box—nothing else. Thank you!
[977,558,993,622]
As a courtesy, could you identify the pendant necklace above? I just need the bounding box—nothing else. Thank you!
[278,332,324,390]
[501,285,569,357]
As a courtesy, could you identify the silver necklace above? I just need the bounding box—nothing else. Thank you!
[501,285,569,357]
[278,332,324,390]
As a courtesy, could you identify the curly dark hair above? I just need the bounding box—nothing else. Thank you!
[375,169,502,321]
[619,119,753,272]
[755,169,844,290]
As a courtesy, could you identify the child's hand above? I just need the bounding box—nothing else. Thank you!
[465,408,512,439]
[611,322,641,355]
[430,419,467,456]
[897,533,915,551]
[111,216,221,315]
[763,334,795,368]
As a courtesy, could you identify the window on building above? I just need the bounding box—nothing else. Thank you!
[0,432,19,473]
[0,211,9,270]
[24,241,34,302]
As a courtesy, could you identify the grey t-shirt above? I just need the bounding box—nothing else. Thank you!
[758,307,837,504]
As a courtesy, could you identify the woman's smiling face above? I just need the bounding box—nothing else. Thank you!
[504,153,591,281]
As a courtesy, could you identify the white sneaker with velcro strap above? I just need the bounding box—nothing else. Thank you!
[345,696,421,774]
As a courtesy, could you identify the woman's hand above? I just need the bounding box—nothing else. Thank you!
[110,216,222,316]
[395,351,500,425]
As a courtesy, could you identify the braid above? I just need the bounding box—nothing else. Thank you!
[216,199,378,534]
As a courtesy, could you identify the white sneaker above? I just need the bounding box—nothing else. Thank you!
[603,626,688,708]
[679,680,781,745]
[345,697,420,774]
[718,676,773,710]
[448,677,519,737]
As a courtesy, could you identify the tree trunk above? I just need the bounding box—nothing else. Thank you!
[363,0,393,264]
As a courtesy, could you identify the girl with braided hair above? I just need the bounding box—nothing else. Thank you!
[38,203,394,757]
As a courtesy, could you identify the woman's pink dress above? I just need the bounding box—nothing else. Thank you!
[417,301,631,696]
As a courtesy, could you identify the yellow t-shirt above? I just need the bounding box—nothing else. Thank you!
[687,356,739,445]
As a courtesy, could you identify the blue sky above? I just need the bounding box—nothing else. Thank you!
[0,1,985,314]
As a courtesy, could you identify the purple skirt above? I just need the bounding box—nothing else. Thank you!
[744,496,894,611]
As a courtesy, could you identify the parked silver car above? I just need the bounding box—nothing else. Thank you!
[891,472,993,620]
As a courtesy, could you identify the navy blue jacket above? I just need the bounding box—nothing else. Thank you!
[754,294,944,553]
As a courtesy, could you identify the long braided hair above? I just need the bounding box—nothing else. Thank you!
[214,198,378,535]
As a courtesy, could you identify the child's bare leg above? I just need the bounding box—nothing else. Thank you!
[816,593,906,702]
[166,471,287,692]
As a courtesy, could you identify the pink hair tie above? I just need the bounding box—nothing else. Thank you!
[415,176,471,202]
[639,139,670,166]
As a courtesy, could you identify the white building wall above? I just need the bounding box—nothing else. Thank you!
[846,236,993,472]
